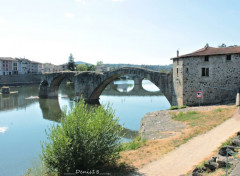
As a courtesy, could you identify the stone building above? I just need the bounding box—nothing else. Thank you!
[172,46,240,106]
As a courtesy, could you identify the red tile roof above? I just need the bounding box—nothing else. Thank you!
[172,46,240,59]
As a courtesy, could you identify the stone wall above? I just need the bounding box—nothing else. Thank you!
[0,74,42,86]
[173,54,240,106]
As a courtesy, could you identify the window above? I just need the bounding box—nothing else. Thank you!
[177,68,179,76]
[177,59,179,65]
[202,68,209,77]
[226,55,231,61]
[186,68,189,73]
[204,56,209,62]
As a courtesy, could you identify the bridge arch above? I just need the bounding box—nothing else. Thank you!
[85,67,172,104]
[39,72,76,98]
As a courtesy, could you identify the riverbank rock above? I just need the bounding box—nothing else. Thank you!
[232,136,240,146]
[204,162,218,171]
[192,168,204,176]
[218,146,236,156]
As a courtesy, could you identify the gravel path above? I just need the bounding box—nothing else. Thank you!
[133,107,240,176]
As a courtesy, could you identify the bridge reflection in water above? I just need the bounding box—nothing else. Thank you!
[39,78,162,140]
[0,78,163,140]
[39,98,139,140]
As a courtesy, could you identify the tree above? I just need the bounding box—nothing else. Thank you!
[205,43,209,47]
[41,100,123,175]
[87,64,95,71]
[67,54,76,71]
[218,43,227,48]
[76,64,88,71]
[96,61,103,66]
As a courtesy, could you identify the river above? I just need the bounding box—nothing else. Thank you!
[0,80,170,176]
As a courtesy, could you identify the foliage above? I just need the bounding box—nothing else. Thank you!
[76,64,95,71]
[121,136,146,151]
[205,43,209,47]
[218,43,227,48]
[67,53,76,71]
[76,64,88,71]
[41,100,123,175]
[96,61,103,66]
[170,105,187,110]
[87,64,95,71]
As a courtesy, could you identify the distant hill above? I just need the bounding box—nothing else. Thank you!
[105,63,173,72]
[75,61,93,65]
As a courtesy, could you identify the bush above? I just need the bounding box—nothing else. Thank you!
[41,100,123,175]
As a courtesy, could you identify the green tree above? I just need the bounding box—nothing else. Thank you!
[218,43,227,48]
[87,64,95,71]
[41,100,123,175]
[67,54,76,71]
[76,64,88,71]
[96,61,103,66]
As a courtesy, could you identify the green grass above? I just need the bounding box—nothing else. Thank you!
[121,136,146,151]
[215,108,223,112]
[172,111,199,121]
[170,105,187,110]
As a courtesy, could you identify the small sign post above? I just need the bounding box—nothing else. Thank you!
[196,91,203,106]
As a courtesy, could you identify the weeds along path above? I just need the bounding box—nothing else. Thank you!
[135,108,240,176]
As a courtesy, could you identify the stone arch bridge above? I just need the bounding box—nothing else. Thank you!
[39,67,174,105]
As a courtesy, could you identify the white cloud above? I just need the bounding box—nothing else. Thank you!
[0,17,6,24]
[65,13,74,19]
[0,127,8,133]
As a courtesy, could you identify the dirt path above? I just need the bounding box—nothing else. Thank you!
[134,108,240,176]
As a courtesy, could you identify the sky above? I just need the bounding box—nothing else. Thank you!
[0,0,240,65]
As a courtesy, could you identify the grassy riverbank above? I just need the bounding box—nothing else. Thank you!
[119,105,236,169]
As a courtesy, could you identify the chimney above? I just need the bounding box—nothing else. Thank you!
[177,50,179,57]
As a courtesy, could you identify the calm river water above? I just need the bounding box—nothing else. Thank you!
[0,80,170,176]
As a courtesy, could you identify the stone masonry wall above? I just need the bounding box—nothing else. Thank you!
[172,58,184,105]
[176,54,240,106]
[0,74,41,86]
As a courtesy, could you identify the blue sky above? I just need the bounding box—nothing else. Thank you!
[0,0,240,65]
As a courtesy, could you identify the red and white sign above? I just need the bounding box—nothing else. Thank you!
[196,91,203,98]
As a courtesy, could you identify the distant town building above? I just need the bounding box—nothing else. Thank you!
[0,57,15,75]
[95,65,110,72]
[43,63,55,73]
[54,64,68,72]
[172,46,240,106]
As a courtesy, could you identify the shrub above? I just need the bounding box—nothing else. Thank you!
[41,100,123,175]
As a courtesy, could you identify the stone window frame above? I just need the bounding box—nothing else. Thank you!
[201,67,209,77]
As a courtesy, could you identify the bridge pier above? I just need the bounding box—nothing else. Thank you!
[39,81,58,98]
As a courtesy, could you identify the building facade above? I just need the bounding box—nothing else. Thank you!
[172,46,240,106]
[0,57,15,75]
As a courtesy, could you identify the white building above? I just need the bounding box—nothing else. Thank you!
[0,57,15,75]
